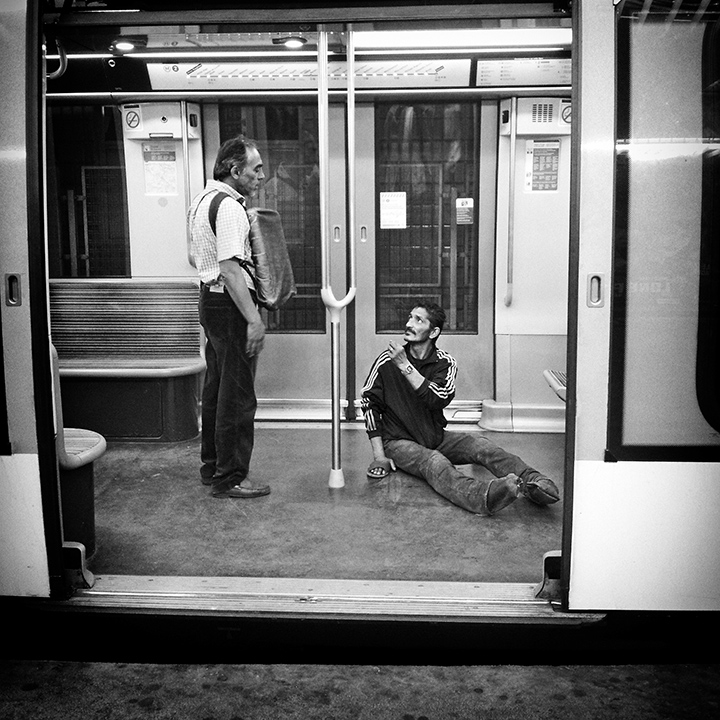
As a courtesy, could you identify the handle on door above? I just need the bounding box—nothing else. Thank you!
[4,274,22,306]
[586,273,605,308]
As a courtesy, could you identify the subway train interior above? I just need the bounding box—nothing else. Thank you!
[2,0,720,646]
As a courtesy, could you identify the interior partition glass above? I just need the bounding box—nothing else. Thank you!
[47,105,130,278]
[374,102,479,333]
[610,3,720,459]
[219,103,324,333]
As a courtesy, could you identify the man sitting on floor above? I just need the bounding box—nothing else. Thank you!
[360,301,560,515]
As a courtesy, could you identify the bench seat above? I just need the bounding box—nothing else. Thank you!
[52,344,105,557]
[543,369,567,403]
[59,427,107,470]
[50,280,205,441]
[57,357,206,378]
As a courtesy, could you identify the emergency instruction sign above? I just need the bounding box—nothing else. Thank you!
[142,141,178,195]
[525,140,560,192]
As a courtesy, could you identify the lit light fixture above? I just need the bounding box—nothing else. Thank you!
[272,35,307,49]
[354,28,572,50]
[109,37,147,53]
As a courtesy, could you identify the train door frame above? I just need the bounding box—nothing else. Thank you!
[15,0,636,620]
[565,0,720,612]
[1,0,65,598]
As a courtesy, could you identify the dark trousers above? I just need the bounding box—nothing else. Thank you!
[199,288,257,489]
[384,431,534,514]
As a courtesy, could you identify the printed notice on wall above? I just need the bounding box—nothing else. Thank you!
[456,198,474,225]
[380,192,407,229]
[143,141,178,195]
[525,140,560,192]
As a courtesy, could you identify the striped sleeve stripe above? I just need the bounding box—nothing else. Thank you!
[360,351,392,396]
[427,348,457,400]
[363,408,377,433]
[361,352,392,433]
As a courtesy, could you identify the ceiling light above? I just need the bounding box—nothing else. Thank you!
[354,28,572,50]
[272,36,307,49]
[109,37,147,53]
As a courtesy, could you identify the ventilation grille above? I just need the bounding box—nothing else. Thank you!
[531,102,555,125]
[50,281,202,360]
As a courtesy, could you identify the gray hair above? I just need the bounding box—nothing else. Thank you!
[212,136,257,180]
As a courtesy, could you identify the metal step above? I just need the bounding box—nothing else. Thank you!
[66,575,603,625]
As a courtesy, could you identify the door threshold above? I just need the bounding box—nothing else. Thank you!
[255,399,484,424]
[256,399,336,422]
[64,575,603,625]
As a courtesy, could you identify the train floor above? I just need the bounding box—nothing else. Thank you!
[87,423,564,582]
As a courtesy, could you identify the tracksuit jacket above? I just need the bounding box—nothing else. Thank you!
[361,343,458,450]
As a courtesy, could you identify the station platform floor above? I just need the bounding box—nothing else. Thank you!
[1,660,718,719]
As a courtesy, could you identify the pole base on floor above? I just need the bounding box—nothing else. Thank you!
[328,468,345,488]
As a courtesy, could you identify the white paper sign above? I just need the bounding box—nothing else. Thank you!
[142,141,178,195]
[380,192,407,229]
[456,197,474,225]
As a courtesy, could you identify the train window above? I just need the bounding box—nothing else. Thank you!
[219,103,324,332]
[375,102,479,333]
[47,106,131,278]
[699,20,720,435]
[609,2,720,460]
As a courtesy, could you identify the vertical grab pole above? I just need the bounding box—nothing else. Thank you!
[504,96,518,307]
[318,28,331,295]
[181,101,196,268]
[346,25,357,295]
[318,26,357,488]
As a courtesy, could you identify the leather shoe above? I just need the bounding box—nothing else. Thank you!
[212,480,270,498]
[518,472,560,505]
[200,464,216,486]
[485,474,520,515]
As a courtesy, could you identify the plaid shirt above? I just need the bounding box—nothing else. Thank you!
[187,179,254,291]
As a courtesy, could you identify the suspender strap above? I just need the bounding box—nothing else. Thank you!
[208,191,258,293]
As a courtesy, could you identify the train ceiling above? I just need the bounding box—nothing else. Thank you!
[44,4,575,96]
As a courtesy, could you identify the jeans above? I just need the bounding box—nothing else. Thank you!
[199,288,257,489]
[384,431,534,514]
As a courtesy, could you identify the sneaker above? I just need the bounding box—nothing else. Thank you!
[518,471,560,505]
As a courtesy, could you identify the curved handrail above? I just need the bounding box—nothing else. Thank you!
[45,37,68,81]
[318,27,357,313]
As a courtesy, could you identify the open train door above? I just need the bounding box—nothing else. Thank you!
[565,0,720,612]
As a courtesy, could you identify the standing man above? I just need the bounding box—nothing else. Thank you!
[187,136,270,498]
[361,301,560,515]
